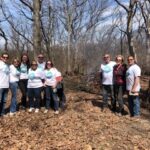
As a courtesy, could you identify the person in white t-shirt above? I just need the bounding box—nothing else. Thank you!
[19,53,30,109]
[43,60,60,114]
[9,58,20,116]
[37,53,46,71]
[100,54,116,111]
[126,56,141,117]
[27,60,44,113]
[0,53,9,116]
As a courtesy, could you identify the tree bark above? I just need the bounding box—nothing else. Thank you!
[33,0,41,58]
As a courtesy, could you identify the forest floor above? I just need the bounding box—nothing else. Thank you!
[0,75,150,150]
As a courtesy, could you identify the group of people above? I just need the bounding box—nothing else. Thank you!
[0,52,141,118]
[100,54,141,117]
[0,53,66,117]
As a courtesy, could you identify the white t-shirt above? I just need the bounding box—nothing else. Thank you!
[27,68,44,88]
[20,63,28,80]
[0,60,9,88]
[9,65,20,83]
[44,68,60,86]
[100,61,116,85]
[37,62,46,71]
[126,64,141,92]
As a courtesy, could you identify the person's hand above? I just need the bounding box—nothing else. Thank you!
[131,88,137,93]
[43,82,46,87]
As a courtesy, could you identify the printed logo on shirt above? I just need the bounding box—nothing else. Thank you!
[21,65,27,73]
[38,64,44,71]
[16,69,20,76]
[28,72,35,80]
[3,65,9,75]
[46,71,53,79]
[103,65,112,73]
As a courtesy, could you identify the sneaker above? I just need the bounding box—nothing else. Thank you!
[28,107,34,112]
[9,112,15,116]
[44,109,48,114]
[35,108,39,113]
[54,110,59,115]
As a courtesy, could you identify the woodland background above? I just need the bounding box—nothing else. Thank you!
[0,1,150,149]
[0,0,150,75]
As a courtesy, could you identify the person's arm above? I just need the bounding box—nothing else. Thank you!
[131,66,141,93]
[99,64,103,85]
[131,76,140,93]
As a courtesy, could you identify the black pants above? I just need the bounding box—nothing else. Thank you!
[57,83,66,108]
[19,79,28,107]
[114,85,125,112]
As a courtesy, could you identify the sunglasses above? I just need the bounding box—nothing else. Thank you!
[32,64,37,66]
[47,63,51,65]
[128,58,133,61]
[104,56,109,58]
[3,56,8,59]
[38,56,44,59]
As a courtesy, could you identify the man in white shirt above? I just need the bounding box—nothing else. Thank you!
[0,53,9,116]
[126,56,141,117]
[100,54,116,111]
[37,53,46,71]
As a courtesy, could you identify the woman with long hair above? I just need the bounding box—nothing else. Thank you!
[27,60,43,113]
[43,60,60,114]
[19,53,30,109]
[113,55,127,116]
[9,58,20,116]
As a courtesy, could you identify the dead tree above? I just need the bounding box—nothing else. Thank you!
[114,0,138,60]
[139,0,150,71]
[0,27,8,51]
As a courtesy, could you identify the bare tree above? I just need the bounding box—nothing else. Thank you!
[114,0,138,59]
[56,0,109,74]
[0,27,8,51]
[139,0,150,67]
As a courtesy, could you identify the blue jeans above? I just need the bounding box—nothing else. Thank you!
[102,85,115,108]
[128,95,140,117]
[10,82,18,113]
[0,88,9,116]
[28,87,42,109]
[45,86,59,111]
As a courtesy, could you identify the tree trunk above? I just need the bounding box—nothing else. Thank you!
[127,33,136,58]
[67,31,72,74]
[146,34,150,65]
[146,23,150,72]
[33,0,41,59]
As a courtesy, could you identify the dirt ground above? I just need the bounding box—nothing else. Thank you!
[0,76,150,150]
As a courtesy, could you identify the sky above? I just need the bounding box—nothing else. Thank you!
[0,0,142,49]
